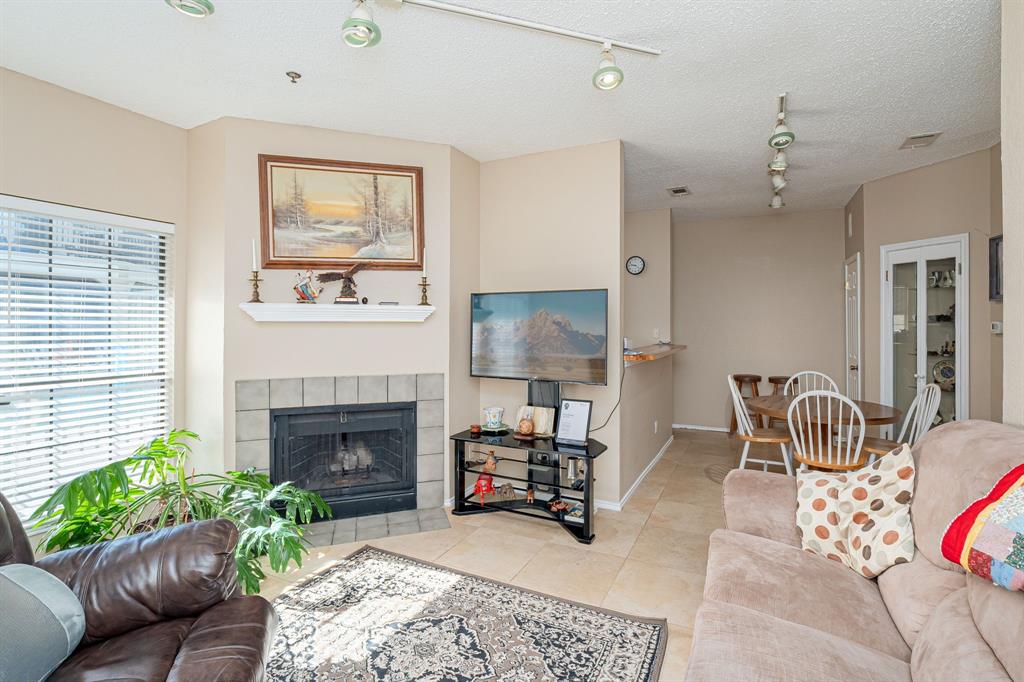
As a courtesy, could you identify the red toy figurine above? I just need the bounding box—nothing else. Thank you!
[474,474,496,504]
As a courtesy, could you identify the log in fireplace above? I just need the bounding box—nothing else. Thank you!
[270,402,416,518]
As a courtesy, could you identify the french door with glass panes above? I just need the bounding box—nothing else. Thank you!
[880,234,968,432]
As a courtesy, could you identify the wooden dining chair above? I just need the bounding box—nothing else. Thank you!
[862,383,942,459]
[787,390,866,471]
[784,370,839,396]
[728,374,793,475]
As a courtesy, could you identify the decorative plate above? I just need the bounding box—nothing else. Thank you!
[932,359,956,389]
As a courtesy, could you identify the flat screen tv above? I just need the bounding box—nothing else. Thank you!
[471,289,608,385]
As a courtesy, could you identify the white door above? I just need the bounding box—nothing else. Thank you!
[844,253,862,399]
[881,234,969,430]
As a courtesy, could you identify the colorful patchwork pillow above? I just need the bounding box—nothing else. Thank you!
[941,463,1024,591]
[796,444,916,578]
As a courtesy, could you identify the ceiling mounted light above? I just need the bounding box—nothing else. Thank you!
[165,0,215,17]
[770,172,787,191]
[592,43,624,91]
[769,150,789,172]
[769,193,785,209]
[342,0,381,48]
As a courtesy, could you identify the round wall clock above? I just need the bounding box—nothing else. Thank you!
[625,256,646,275]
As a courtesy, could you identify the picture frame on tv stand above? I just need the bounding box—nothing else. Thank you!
[555,399,593,447]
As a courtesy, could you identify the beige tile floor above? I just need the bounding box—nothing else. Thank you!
[261,428,763,680]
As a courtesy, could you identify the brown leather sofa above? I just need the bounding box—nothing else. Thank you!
[684,420,1024,681]
[0,492,278,681]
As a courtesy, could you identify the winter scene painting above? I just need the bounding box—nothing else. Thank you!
[471,290,608,385]
[259,155,423,269]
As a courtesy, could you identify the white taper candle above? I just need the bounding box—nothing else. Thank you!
[251,239,258,271]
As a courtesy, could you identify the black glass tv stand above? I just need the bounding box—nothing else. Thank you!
[450,429,607,544]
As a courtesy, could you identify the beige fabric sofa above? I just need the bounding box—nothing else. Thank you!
[684,420,1024,681]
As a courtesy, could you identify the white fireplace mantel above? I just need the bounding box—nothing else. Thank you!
[238,302,435,323]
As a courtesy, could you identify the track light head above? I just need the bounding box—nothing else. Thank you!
[771,172,787,191]
[769,149,789,172]
[769,115,795,149]
[342,1,382,48]
[769,193,785,209]
[592,43,623,90]
[165,0,214,17]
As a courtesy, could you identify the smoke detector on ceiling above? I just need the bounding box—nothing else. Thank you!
[667,186,691,197]
[899,132,942,150]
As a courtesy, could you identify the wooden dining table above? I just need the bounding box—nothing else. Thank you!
[747,395,902,427]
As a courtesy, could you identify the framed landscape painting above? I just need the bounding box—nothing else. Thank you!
[258,154,424,269]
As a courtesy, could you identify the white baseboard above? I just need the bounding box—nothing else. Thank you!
[672,423,729,433]
[598,434,675,511]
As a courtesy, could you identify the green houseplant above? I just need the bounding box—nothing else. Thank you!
[30,429,331,595]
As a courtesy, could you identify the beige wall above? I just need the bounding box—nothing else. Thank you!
[845,186,865,260]
[448,147,481,499]
[478,141,625,503]
[620,358,673,495]
[990,143,1003,423]
[858,148,1000,420]
[0,68,190,424]
[624,209,672,345]
[672,209,846,427]
[186,117,456,473]
[1003,0,1024,427]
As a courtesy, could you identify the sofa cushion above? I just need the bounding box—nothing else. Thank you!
[722,469,801,547]
[967,574,1024,681]
[49,617,195,682]
[796,444,916,578]
[0,563,86,681]
[684,599,911,682]
[876,552,965,647]
[911,420,1024,569]
[910,587,1010,681]
[703,529,910,660]
[168,596,278,682]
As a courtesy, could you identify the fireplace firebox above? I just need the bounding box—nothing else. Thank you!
[270,402,416,518]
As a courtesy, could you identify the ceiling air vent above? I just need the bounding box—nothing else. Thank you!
[666,185,690,197]
[899,132,942,150]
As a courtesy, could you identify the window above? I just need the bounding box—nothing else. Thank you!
[0,195,174,520]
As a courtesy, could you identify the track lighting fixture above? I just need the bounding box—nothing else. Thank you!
[593,43,624,90]
[768,93,795,149]
[769,116,795,149]
[342,0,382,48]
[770,172,787,192]
[165,0,214,17]
[770,193,785,209]
[769,150,788,172]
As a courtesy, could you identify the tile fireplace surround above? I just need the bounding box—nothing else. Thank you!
[234,374,445,510]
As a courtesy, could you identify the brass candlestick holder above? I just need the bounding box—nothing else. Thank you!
[418,275,431,306]
[248,270,263,303]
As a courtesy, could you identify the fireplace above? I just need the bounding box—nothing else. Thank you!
[270,402,417,518]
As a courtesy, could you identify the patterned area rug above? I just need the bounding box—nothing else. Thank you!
[268,546,666,681]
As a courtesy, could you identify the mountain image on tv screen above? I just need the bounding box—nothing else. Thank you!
[471,289,608,385]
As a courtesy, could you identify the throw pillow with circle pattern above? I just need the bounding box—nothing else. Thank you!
[796,444,916,578]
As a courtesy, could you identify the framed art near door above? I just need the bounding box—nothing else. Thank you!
[258,154,424,270]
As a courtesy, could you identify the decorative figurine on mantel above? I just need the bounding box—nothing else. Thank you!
[293,269,323,303]
[316,263,365,304]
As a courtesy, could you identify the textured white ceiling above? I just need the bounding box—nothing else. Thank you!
[0,0,1001,219]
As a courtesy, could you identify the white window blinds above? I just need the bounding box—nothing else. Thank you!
[0,195,174,520]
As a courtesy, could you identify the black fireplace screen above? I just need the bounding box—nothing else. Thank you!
[271,403,416,517]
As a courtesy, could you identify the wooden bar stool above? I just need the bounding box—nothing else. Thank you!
[766,375,790,428]
[729,374,762,433]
